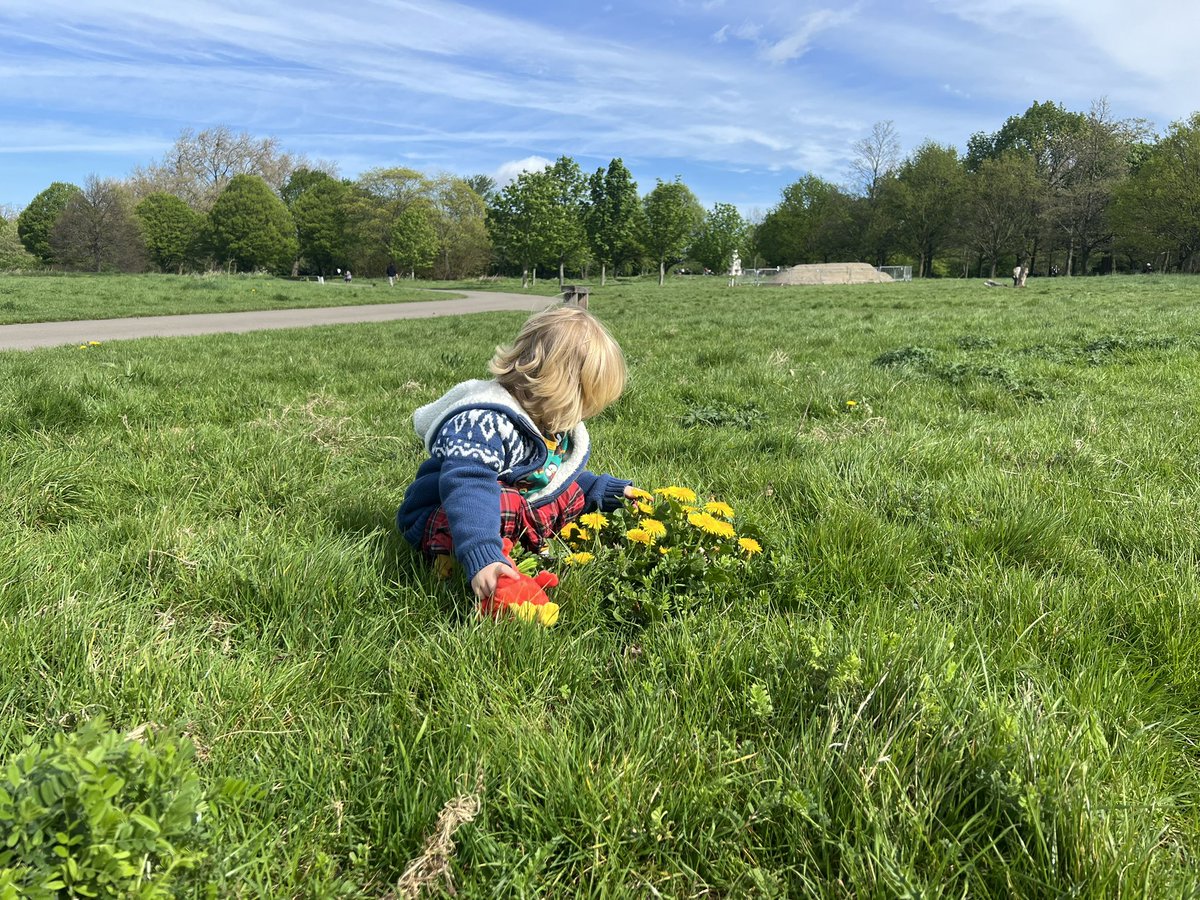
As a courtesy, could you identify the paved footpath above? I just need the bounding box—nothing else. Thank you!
[0,290,556,351]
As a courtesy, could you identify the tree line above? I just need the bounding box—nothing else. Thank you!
[4,101,1200,280]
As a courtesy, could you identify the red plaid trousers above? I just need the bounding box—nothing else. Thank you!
[420,482,586,559]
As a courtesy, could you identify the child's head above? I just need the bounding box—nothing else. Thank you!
[489,306,626,433]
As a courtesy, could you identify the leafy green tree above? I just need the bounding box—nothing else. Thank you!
[585,158,641,285]
[487,169,555,287]
[391,198,439,278]
[50,176,146,273]
[206,174,298,274]
[1053,101,1146,274]
[0,213,38,270]
[430,176,491,279]
[961,152,1039,277]
[691,202,748,274]
[17,182,80,263]
[464,174,497,201]
[291,175,354,277]
[353,167,433,274]
[543,156,588,288]
[1112,112,1200,271]
[888,142,965,277]
[849,121,901,265]
[641,178,703,285]
[755,174,854,266]
[136,192,202,273]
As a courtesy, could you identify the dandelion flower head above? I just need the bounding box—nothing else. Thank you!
[704,501,735,519]
[688,512,736,539]
[641,519,667,538]
[738,537,763,556]
[580,512,608,530]
[625,528,655,546]
[655,486,697,503]
[565,552,594,566]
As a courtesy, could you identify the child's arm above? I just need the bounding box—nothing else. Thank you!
[575,470,633,512]
[431,410,525,583]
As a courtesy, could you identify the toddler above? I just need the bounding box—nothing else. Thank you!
[397,306,634,603]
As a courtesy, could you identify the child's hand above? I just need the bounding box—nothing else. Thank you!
[623,485,641,499]
[471,561,520,600]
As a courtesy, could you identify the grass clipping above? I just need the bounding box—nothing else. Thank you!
[389,773,484,899]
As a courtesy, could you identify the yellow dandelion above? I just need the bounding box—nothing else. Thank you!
[682,505,699,515]
[655,486,697,503]
[580,512,608,530]
[559,522,579,539]
[576,527,591,541]
[658,546,670,555]
[565,552,594,566]
[626,486,653,501]
[738,537,763,556]
[688,512,736,539]
[625,528,654,546]
[641,519,667,538]
[635,501,656,516]
[704,501,735,519]
[88,341,101,347]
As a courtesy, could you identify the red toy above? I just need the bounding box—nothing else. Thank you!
[480,538,560,626]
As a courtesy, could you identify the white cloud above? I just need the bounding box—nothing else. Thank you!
[494,156,552,186]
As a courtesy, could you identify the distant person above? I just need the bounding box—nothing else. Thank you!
[1144,262,1154,274]
[387,261,397,287]
[1012,265,1022,287]
[343,268,353,283]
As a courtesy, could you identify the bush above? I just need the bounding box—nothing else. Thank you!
[0,719,216,898]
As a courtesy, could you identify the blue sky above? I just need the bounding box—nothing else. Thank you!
[3,0,1199,214]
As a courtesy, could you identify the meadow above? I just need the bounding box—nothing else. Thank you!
[1,273,1199,897]
[0,273,449,325]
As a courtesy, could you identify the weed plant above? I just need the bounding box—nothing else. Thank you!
[1,274,1199,896]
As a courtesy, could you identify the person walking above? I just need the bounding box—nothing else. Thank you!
[387,261,397,287]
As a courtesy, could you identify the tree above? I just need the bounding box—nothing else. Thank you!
[755,174,854,266]
[17,182,80,264]
[585,158,641,285]
[136,192,202,273]
[543,157,588,288]
[487,170,556,288]
[1112,112,1200,272]
[206,174,298,274]
[888,142,964,277]
[130,126,308,210]
[49,176,146,273]
[691,203,747,274]
[391,199,439,278]
[641,179,703,285]
[849,121,901,265]
[0,213,38,271]
[961,152,1038,278]
[353,167,433,274]
[1053,101,1146,274]
[290,175,355,276]
[429,176,491,280]
[464,174,497,201]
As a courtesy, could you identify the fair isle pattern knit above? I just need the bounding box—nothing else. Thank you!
[431,409,532,477]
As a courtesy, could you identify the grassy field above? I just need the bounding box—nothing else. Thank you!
[0,273,468,325]
[2,274,1199,897]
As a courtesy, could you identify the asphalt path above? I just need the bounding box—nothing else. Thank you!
[0,290,557,351]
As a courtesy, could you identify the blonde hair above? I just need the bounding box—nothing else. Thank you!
[489,306,627,433]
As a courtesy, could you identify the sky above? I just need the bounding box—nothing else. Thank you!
[3,0,1200,215]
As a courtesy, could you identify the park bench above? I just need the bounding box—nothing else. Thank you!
[560,285,590,309]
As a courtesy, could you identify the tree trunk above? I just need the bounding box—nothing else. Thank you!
[558,259,565,290]
[989,260,997,279]
[601,262,606,287]
[521,265,529,289]
[1065,242,1074,277]
[658,259,665,286]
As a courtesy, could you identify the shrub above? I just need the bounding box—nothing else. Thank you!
[0,719,214,898]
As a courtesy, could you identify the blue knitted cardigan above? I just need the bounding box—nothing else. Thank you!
[396,379,630,580]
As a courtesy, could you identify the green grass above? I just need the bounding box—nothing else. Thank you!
[2,274,1200,896]
[0,272,466,324]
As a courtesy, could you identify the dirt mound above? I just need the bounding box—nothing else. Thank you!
[766,263,893,285]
